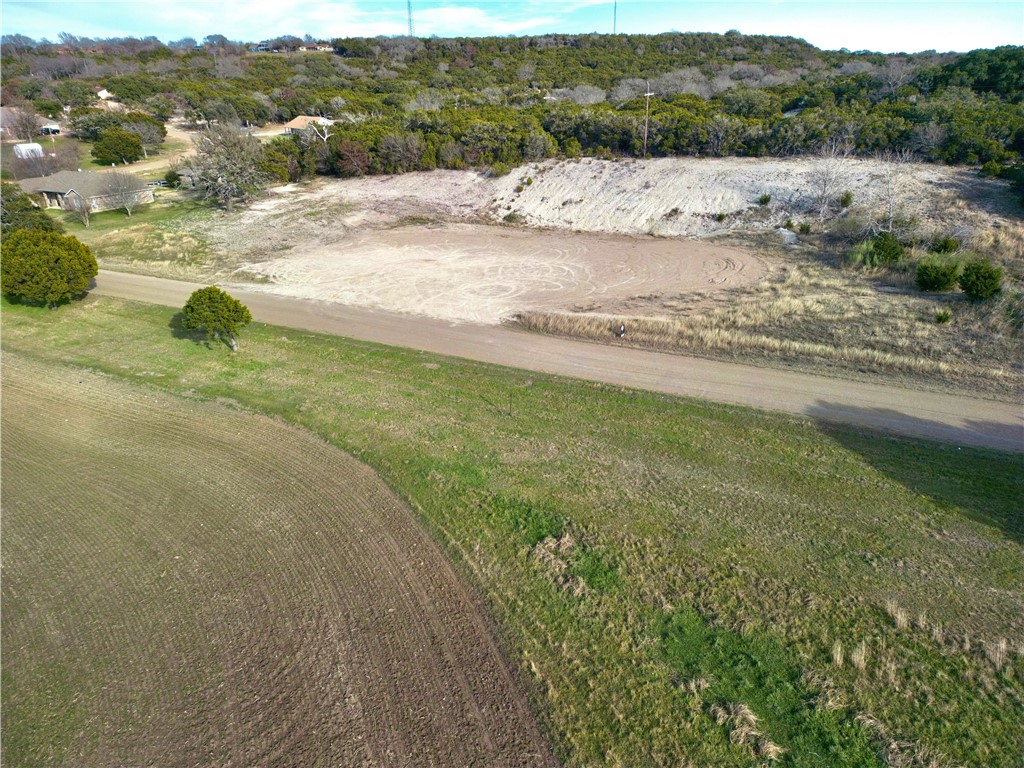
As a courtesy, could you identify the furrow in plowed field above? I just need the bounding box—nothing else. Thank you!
[1,353,555,767]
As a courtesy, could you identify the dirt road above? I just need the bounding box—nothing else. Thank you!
[92,270,1023,452]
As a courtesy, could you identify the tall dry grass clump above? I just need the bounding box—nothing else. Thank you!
[709,702,787,762]
[886,599,910,630]
[851,640,869,671]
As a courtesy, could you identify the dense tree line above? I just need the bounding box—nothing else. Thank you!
[2,31,1021,177]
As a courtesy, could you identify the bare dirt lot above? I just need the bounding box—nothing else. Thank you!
[162,156,1014,326]
[1,353,555,767]
[237,221,765,323]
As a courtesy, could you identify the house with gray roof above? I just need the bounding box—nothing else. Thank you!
[18,170,154,213]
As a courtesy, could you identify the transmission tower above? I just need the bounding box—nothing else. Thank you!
[407,0,415,36]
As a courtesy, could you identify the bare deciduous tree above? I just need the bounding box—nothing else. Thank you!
[66,191,90,227]
[106,171,144,217]
[875,148,915,233]
[809,138,851,218]
[8,108,41,141]
[123,121,165,159]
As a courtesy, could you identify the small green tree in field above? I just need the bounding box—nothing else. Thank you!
[872,231,905,264]
[91,128,144,165]
[180,286,252,351]
[958,259,1003,301]
[916,258,961,291]
[0,229,97,308]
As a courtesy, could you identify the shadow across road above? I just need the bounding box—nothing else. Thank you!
[809,401,1023,545]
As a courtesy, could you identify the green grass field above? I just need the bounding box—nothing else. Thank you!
[2,295,1021,766]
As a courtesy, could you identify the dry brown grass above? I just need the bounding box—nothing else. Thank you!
[851,640,870,671]
[515,257,1022,399]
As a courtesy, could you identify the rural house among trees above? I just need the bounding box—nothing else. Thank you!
[18,170,153,214]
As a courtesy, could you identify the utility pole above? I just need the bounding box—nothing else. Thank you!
[407,0,415,36]
[613,0,617,34]
[643,80,654,157]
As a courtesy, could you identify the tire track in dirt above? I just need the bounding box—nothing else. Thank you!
[1,353,557,767]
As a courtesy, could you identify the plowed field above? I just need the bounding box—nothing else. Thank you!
[1,354,555,767]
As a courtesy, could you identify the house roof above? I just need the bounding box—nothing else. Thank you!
[19,170,148,198]
[282,115,334,130]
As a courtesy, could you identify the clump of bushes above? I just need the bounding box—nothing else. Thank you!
[798,222,812,234]
[872,231,905,264]
[488,161,511,177]
[845,232,906,268]
[758,193,771,205]
[916,257,961,291]
[930,235,960,254]
[839,190,854,208]
[958,258,1003,301]
[979,160,1002,177]
[783,219,795,230]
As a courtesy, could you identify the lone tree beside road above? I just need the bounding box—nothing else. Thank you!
[1,229,97,308]
[181,286,252,351]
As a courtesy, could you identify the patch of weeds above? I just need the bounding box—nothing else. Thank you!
[798,222,812,234]
[659,606,883,767]
[934,308,952,324]
[567,546,620,592]
[503,212,525,224]
[839,190,854,208]
[758,193,771,206]
[490,494,563,546]
[715,212,727,223]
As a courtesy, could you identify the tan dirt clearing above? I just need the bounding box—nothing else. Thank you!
[0,353,556,767]
[236,222,765,324]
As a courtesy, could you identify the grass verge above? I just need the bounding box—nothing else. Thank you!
[2,295,1022,767]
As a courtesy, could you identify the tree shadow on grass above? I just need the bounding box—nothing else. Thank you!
[809,401,1023,546]
[168,311,213,349]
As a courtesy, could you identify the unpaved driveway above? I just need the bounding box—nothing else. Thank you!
[92,270,1023,452]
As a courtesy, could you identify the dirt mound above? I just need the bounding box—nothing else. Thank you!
[1,354,555,767]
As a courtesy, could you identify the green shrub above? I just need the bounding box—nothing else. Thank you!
[930,235,960,254]
[165,169,181,187]
[758,193,771,205]
[958,259,1003,301]
[934,309,952,324]
[872,231,905,264]
[845,241,876,267]
[798,222,812,234]
[525,176,533,185]
[839,190,854,208]
[489,161,511,177]
[979,160,1002,177]
[715,212,726,222]
[515,184,524,193]
[783,219,794,230]
[916,258,961,291]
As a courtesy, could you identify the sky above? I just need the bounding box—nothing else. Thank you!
[1,0,1021,54]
